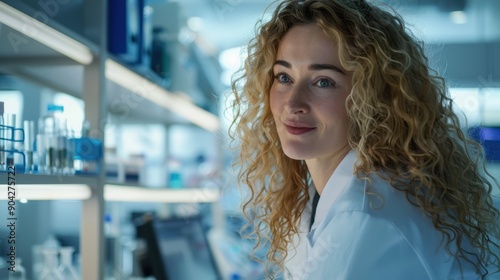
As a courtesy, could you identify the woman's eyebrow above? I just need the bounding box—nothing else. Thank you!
[274,60,345,75]
[309,64,345,75]
[274,60,291,68]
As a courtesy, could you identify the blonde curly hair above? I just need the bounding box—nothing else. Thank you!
[229,0,500,277]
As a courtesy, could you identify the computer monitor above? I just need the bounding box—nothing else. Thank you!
[135,214,221,280]
[469,126,500,161]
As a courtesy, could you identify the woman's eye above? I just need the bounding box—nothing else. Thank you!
[315,78,335,88]
[275,73,292,84]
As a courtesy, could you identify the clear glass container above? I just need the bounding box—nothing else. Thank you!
[58,246,80,280]
[39,104,67,174]
[23,120,35,173]
[32,245,44,278]
[9,258,26,280]
[38,248,64,280]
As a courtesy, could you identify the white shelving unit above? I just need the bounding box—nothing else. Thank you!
[0,1,221,279]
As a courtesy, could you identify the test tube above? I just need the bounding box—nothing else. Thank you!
[45,133,56,174]
[36,134,46,173]
[5,114,16,167]
[65,129,75,175]
[56,131,66,174]
[24,120,35,173]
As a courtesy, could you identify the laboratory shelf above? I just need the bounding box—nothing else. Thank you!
[0,172,99,186]
[0,172,220,202]
[0,172,95,200]
[0,1,221,279]
[0,170,221,203]
[0,1,219,130]
[0,1,98,62]
[0,1,97,97]
[104,183,220,203]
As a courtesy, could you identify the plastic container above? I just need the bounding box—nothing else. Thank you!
[167,158,183,189]
[73,137,103,175]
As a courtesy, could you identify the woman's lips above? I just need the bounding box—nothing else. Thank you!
[284,124,316,135]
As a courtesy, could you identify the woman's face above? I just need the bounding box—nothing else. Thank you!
[270,23,353,160]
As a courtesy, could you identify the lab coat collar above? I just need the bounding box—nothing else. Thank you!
[311,149,357,229]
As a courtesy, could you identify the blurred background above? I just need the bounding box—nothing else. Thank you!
[0,0,498,279]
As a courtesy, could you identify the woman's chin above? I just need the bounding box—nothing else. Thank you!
[282,147,312,160]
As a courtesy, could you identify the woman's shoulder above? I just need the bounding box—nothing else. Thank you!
[323,173,445,250]
[315,174,480,279]
[318,172,439,248]
[338,172,436,232]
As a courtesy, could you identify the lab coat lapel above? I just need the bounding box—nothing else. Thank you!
[308,150,357,246]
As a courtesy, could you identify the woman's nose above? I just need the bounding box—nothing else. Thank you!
[285,82,309,114]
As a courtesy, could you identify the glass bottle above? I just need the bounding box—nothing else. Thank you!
[58,247,80,280]
[32,245,44,278]
[9,258,26,280]
[39,104,67,174]
[38,248,64,280]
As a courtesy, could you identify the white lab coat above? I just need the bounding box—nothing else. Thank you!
[284,150,485,280]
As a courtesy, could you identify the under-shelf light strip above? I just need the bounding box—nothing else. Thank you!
[0,183,219,202]
[0,2,93,65]
[104,184,219,203]
[0,184,92,201]
[105,59,220,132]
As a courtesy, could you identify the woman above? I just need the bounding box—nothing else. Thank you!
[229,0,500,279]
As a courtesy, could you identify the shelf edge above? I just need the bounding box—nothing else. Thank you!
[0,2,94,65]
[105,59,220,132]
[0,184,91,200]
[104,184,219,203]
